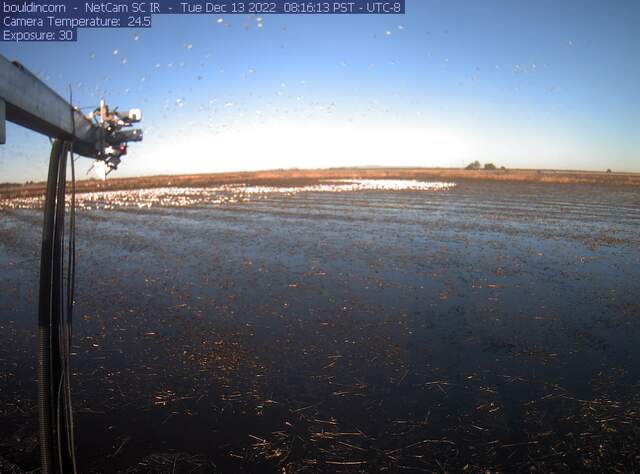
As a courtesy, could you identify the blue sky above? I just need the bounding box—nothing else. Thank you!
[1,0,639,182]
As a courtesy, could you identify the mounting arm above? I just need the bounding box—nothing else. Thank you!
[0,53,142,168]
[0,54,103,157]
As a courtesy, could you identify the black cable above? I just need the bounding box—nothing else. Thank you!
[38,139,67,474]
[38,93,80,474]
[64,89,79,474]
[51,141,67,474]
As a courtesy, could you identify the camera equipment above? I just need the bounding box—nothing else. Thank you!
[88,99,143,175]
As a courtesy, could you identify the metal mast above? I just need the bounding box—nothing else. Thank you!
[1,54,143,473]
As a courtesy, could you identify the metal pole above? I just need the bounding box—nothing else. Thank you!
[2,53,142,473]
[0,99,5,145]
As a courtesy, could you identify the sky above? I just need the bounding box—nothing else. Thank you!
[1,0,639,182]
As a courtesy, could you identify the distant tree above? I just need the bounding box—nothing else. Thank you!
[465,160,482,170]
[484,163,497,170]
[500,166,507,172]
[606,168,612,173]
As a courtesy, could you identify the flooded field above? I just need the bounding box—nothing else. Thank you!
[1,179,639,472]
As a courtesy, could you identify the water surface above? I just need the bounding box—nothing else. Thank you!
[1,180,639,472]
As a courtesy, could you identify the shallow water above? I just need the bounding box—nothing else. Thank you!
[1,180,639,472]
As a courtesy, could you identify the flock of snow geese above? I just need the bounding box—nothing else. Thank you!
[1,180,457,210]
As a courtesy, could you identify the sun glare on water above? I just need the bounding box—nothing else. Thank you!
[1,180,456,210]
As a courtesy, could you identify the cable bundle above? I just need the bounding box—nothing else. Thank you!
[38,139,78,474]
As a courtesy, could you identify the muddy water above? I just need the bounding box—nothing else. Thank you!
[1,180,639,472]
